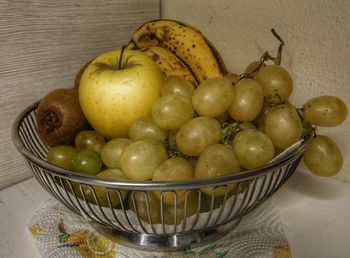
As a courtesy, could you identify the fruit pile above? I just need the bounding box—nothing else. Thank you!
[36,19,347,209]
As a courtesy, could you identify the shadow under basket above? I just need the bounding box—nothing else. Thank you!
[12,101,312,251]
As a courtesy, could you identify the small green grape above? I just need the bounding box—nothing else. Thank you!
[47,145,78,170]
[303,135,343,177]
[75,130,106,153]
[192,77,234,117]
[72,149,102,175]
[302,96,347,127]
[101,138,131,169]
[256,65,293,101]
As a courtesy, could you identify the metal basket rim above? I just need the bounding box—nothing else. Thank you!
[12,101,313,190]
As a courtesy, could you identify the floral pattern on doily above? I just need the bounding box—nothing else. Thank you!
[27,198,291,258]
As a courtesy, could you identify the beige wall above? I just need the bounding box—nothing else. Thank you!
[162,0,350,182]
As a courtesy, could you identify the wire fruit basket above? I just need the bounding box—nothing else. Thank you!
[12,101,312,251]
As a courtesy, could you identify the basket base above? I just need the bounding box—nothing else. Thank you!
[90,219,241,252]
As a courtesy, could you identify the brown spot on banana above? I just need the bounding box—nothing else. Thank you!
[140,46,198,87]
[128,19,228,83]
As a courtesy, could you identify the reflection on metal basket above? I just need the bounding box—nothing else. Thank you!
[12,102,312,251]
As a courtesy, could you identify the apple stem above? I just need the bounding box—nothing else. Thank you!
[118,45,126,70]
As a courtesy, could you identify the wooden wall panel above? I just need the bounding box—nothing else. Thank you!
[0,0,160,189]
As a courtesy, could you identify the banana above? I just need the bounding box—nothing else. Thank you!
[140,46,198,87]
[127,19,228,83]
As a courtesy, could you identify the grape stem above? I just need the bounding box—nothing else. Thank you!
[220,121,239,148]
[238,29,285,81]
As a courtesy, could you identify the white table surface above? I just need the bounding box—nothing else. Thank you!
[0,169,349,258]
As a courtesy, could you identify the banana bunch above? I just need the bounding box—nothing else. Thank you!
[127,19,228,86]
[139,46,197,86]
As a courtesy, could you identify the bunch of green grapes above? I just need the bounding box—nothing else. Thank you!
[44,33,347,222]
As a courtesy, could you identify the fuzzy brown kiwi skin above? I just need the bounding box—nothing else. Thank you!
[36,88,89,147]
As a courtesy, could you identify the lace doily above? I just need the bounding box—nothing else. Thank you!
[28,198,291,258]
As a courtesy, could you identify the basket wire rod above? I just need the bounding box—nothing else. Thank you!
[37,165,70,206]
[172,191,178,234]
[20,119,44,158]
[64,181,97,221]
[220,182,241,225]
[264,167,285,200]
[256,175,268,201]
[77,184,110,226]
[143,192,157,234]
[187,189,202,231]
[208,185,229,229]
[92,188,125,229]
[260,172,276,202]
[180,190,192,232]
[118,190,141,234]
[80,185,113,227]
[45,173,80,214]
[160,192,166,235]
[27,112,48,156]
[282,158,300,183]
[59,179,87,215]
[105,191,129,232]
[200,187,219,230]
[235,178,259,219]
[131,191,149,234]
[30,163,52,195]
[240,175,269,217]
[264,161,297,201]
[18,128,33,156]
[22,116,46,159]
[107,188,135,232]
[33,166,83,217]
[229,179,254,222]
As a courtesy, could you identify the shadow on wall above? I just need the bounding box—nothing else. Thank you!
[283,167,344,200]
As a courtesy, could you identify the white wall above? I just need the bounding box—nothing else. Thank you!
[162,0,350,182]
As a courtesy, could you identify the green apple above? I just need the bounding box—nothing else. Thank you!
[79,49,164,139]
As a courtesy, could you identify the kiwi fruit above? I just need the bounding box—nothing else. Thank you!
[36,88,89,147]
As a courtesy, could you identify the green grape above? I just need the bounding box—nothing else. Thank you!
[152,157,194,205]
[84,168,129,207]
[194,144,240,196]
[47,145,78,170]
[228,78,264,122]
[163,191,200,225]
[237,122,256,131]
[128,191,161,224]
[176,116,221,156]
[128,116,168,142]
[72,149,102,175]
[303,135,343,177]
[302,96,347,127]
[152,94,194,130]
[161,75,195,99]
[255,65,293,101]
[75,130,106,153]
[254,101,273,126]
[101,138,131,169]
[264,104,302,149]
[224,73,239,85]
[244,61,266,77]
[232,129,275,169]
[121,139,168,180]
[192,77,234,117]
